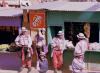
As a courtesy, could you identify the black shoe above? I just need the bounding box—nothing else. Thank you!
[27,67,32,73]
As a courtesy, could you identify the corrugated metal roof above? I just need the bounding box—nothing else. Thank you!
[22,1,100,11]
[0,7,23,16]
[0,2,100,17]
[0,0,19,5]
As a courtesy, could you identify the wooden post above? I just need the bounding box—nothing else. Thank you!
[45,10,48,45]
[23,9,30,30]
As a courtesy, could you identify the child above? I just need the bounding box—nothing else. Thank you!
[71,57,85,73]
[37,52,48,73]
[71,33,88,73]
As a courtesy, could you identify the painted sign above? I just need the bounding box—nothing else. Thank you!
[29,10,46,29]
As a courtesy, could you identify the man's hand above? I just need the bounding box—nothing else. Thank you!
[56,45,60,50]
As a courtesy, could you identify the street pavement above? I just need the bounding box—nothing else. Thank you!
[0,67,62,73]
[0,67,100,73]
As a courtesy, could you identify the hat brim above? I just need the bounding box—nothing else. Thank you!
[22,30,28,32]
[77,35,85,39]
[57,33,64,35]
[41,29,46,32]
[40,54,46,57]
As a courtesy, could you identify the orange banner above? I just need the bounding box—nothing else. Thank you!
[29,10,46,29]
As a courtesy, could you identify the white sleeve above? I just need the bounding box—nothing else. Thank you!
[51,38,57,48]
[28,36,32,48]
[36,60,40,70]
[15,36,20,46]
[74,43,82,54]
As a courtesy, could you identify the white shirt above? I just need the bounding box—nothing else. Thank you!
[74,40,88,56]
[51,37,67,55]
[15,35,32,48]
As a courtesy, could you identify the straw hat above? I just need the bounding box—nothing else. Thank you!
[41,28,46,32]
[21,27,28,32]
[40,52,46,57]
[77,33,85,39]
[57,31,64,36]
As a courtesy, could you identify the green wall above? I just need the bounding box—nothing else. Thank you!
[47,11,100,44]
[47,11,100,26]
[46,11,100,72]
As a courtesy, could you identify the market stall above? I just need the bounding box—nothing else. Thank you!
[0,8,23,70]
[0,51,21,70]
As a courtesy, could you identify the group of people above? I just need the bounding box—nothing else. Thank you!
[15,26,90,73]
[15,27,48,73]
[51,31,89,73]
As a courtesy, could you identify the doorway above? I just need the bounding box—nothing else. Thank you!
[50,26,62,38]
[0,26,18,44]
[64,22,99,45]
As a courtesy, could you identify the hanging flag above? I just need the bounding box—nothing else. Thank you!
[29,10,46,29]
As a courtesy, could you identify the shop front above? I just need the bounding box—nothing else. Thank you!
[47,11,100,72]
[22,2,100,72]
[0,16,22,44]
[0,13,23,70]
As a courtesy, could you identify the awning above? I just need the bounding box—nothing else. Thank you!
[0,17,22,27]
[22,2,100,11]
[0,8,23,16]
[0,8,23,27]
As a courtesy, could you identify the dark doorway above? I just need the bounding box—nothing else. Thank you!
[89,23,99,43]
[64,22,84,45]
[0,26,19,44]
[64,22,99,45]
[50,26,62,38]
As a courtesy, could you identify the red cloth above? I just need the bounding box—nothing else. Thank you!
[52,50,63,69]
[21,47,33,67]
